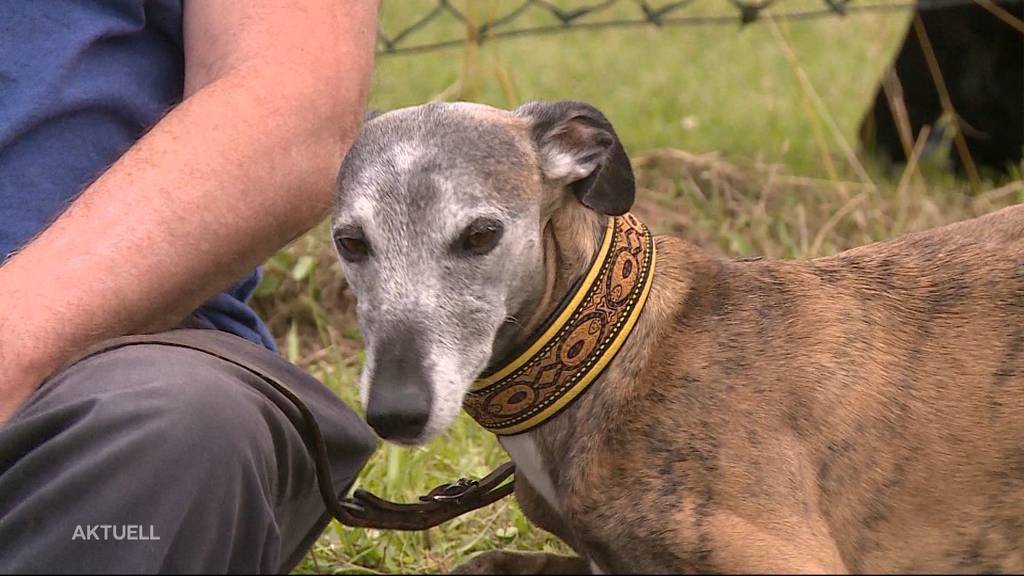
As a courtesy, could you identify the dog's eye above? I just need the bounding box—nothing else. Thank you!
[458,218,504,256]
[335,231,370,262]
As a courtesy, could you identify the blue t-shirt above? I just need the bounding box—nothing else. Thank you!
[0,1,276,351]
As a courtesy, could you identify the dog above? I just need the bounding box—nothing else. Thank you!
[331,100,1024,573]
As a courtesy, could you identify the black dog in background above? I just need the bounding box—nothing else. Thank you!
[860,0,1023,177]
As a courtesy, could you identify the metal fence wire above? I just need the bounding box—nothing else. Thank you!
[376,0,1021,55]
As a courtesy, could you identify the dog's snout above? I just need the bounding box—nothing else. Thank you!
[365,331,434,442]
[366,382,431,441]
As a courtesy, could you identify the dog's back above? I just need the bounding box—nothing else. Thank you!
[573,204,1024,572]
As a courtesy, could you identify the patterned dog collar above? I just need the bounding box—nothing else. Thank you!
[463,213,657,435]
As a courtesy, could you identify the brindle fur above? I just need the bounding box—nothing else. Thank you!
[484,202,1024,574]
[333,101,1024,574]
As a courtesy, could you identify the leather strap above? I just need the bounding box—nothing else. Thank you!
[62,330,515,531]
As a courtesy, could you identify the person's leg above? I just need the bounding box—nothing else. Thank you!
[0,330,376,574]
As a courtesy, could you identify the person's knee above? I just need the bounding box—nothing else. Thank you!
[55,344,287,476]
[1,344,303,573]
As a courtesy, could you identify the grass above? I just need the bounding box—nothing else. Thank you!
[249,1,1024,573]
[370,0,914,176]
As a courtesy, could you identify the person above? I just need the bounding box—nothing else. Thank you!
[0,0,380,572]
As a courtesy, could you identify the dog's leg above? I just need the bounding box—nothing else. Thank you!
[450,550,591,575]
[450,470,593,574]
[511,471,586,552]
[706,511,849,574]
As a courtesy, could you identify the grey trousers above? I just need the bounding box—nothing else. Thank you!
[0,328,377,574]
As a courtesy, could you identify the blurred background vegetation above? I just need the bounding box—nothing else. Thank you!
[252,1,1023,572]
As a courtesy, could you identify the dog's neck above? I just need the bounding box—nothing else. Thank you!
[482,202,609,516]
[490,202,608,364]
[480,205,674,516]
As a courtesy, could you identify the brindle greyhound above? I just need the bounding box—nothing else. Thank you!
[331,100,1024,573]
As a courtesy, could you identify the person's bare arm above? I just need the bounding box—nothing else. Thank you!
[0,0,379,422]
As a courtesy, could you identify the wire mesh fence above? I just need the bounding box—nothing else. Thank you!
[376,0,1020,55]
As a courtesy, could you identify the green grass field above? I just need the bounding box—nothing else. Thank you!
[253,2,1024,573]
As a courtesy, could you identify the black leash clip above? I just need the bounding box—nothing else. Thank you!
[421,477,480,503]
[328,463,515,530]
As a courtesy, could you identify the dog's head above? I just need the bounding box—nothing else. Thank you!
[332,100,634,444]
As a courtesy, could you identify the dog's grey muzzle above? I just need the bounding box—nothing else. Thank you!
[364,327,434,442]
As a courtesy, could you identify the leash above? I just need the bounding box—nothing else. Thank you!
[251,360,515,530]
[62,333,516,531]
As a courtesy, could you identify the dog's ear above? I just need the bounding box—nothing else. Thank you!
[514,100,635,215]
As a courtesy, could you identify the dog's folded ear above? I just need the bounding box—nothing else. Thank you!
[514,100,635,215]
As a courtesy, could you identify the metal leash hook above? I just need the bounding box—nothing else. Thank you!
[422,477,480,503]
[330,462,517,530]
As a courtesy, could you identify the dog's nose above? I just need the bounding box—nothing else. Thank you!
[365,331,434,442]
[366,384,431,441]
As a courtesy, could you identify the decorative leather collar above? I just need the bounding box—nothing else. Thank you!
[463,213,656,435]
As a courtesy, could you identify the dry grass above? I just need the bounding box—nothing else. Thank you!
[631,149,1023,257]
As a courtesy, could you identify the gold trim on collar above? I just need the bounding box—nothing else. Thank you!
[463,213,656,436]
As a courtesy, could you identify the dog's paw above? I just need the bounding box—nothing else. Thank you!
[450,550,590,575]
